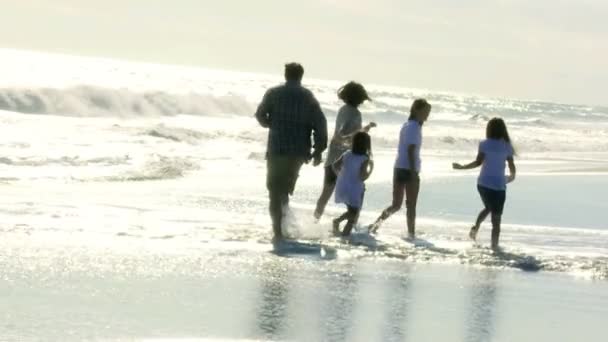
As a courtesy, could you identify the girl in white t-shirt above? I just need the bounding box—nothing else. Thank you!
[453,118,517,250]
[332,132,374,236]
[368,99,432,239]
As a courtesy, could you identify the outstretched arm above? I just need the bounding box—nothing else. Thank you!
[254,91,271,128]
[453,152,484,170]
[337,122,377,143]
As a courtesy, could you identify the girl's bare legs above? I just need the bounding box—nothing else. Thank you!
[404,176,420,238]
[341,206,360,236]
[333,206,359,236]
[332,211,349,236]
[491,213,501,250]
[369,180,405,233]
[470,208,491,240]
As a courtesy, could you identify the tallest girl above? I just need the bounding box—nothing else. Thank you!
[369,99,431,239]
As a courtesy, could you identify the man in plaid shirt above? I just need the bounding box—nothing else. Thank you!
[255,63,328,240]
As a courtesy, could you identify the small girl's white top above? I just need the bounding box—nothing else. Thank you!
[334,151,369,209]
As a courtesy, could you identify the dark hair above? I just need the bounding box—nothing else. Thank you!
[408,98,431,120]
[338,81,371,107]
[486,117,516,154]
[352,131,372,156]
[284,63,304,81]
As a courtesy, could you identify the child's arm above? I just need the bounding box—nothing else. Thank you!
[453,152,485,170]
[506,157,516,183]
[337,122,377,143]
[408,144,418,173]
[360,159,374,181]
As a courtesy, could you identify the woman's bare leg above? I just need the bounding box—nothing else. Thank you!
[314,182,336,220]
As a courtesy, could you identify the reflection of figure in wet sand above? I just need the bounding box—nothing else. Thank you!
[321,265,359,341]
[381,270,411,341]
[255,260,289,340]
[464,270,499,342]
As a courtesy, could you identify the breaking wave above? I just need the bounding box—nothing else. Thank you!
[0,85,254,117]
[101,156,199,182]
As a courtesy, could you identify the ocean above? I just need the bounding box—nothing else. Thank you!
[0,49,607,341]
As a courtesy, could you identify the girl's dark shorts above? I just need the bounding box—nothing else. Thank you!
[477,185,506,215]
[393,168,419,184]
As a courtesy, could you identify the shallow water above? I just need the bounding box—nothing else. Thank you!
[2,245,608,341]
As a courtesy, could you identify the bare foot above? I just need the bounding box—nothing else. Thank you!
[271,235,284,245]
[332,219,341,236]
[367,223,377,234]
[469,226,479,241]
[406,232,416,241]
[368,220,382,234]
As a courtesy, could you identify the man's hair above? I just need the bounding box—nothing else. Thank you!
[284,63,304,81]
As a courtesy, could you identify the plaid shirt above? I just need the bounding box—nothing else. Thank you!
[255,81,328,159]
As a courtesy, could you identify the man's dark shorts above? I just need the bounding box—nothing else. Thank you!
[266,156,305,195]
[477,185,506,215]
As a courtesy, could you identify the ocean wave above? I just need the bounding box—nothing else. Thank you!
[101,156,199,182]
[0,85,254,117]
[0,155,130,167]
[145,125,208,144]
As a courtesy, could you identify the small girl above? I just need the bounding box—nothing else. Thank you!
[453,118,517,250]
[332,132,374,237]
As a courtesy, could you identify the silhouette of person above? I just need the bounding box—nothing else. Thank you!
[255,63,328,240]
[369,99,432,239]
[313,81,375,220]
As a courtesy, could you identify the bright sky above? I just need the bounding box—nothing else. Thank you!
[1,0,606,105]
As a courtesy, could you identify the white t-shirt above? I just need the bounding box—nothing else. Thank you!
[478,139,514,191]
[395,120,422,171]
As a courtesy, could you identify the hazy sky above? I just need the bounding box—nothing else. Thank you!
[1,0,606,105]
